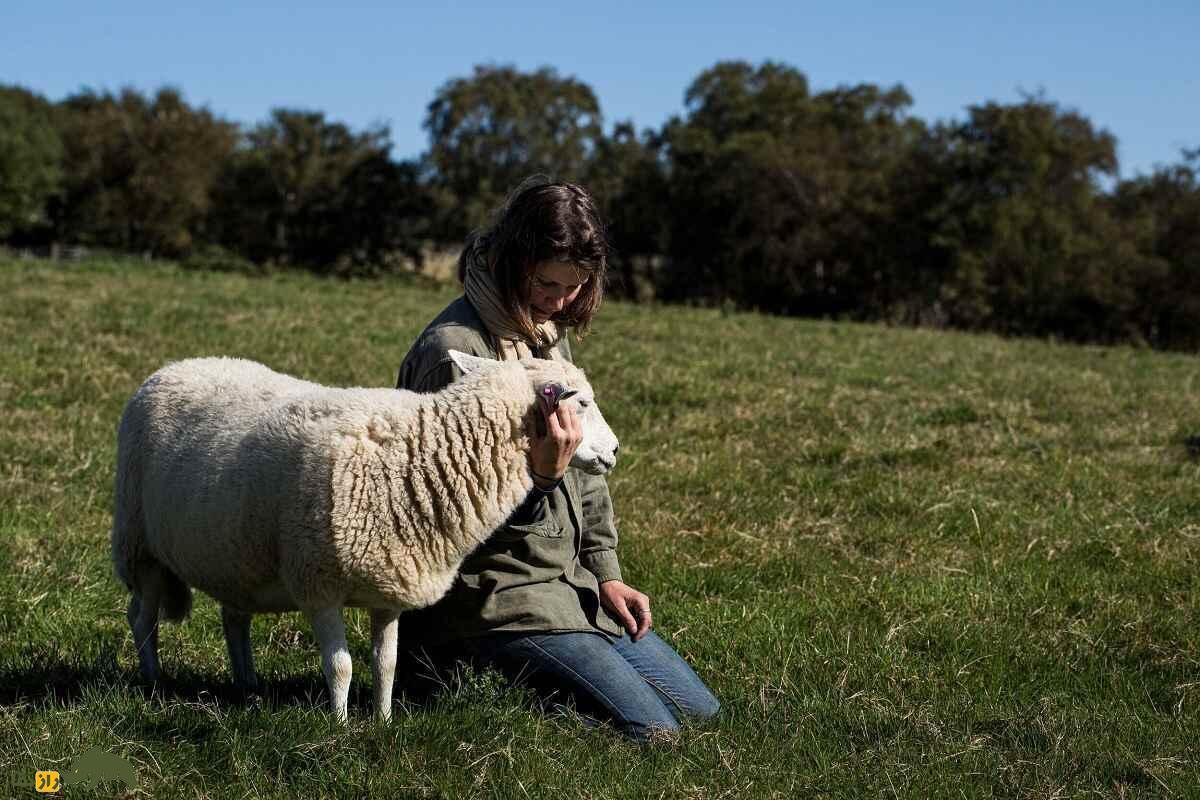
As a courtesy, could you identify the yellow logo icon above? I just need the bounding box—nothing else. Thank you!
[35,770,61,793]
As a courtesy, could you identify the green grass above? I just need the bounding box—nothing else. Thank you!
[0,256,1197,798]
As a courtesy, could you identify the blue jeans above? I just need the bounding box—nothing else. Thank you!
[439,631,720,741]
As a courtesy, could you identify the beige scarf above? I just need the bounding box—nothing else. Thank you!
[462,236,564,361]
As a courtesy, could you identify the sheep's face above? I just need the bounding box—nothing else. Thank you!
[447,350,619,475]
[541,372,619,476]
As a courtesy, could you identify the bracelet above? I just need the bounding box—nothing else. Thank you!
[530,468,563,492]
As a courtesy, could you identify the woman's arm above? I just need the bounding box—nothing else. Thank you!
[578,474,652,641]
[578,472,621,583]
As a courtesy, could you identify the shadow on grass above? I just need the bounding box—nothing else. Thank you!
[0,644,453,716]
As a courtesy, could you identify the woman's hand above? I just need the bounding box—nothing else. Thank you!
[599,580,652,641]
[529,403,582,487]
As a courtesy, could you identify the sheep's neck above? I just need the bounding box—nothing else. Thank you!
[375,372,536,573]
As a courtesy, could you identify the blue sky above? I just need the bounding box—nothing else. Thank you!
[3,1,1196,179]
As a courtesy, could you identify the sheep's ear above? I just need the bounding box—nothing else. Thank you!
[448,350,499,376]
[537,383,576,414]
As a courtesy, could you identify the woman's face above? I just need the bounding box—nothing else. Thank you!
[527,261,589,324]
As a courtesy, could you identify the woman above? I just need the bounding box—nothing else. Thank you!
[395,178,719,741]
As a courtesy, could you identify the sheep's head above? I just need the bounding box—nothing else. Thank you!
[447,350,619,475]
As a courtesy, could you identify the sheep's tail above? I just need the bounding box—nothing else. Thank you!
[111,516,194,623]
[111,397,144,594]
[111,389,193,623]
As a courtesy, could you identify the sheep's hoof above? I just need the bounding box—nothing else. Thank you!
[233,675,260,692]
[232,680,261,704]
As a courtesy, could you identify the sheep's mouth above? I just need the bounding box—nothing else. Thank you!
[583,454,616,475]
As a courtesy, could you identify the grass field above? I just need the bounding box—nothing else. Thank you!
[0,257,1197,799]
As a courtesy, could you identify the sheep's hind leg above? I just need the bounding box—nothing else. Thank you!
[221,606,258,691]
[306,607,352,721]
[370,609,399,721]
[127,567,166,683]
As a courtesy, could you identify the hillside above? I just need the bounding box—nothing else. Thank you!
[0,257,1196,797]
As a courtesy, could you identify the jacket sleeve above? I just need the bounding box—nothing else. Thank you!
[404,355,458,394]
[578,471,623,584]
[556,335,624,582]
[399,342,552,528]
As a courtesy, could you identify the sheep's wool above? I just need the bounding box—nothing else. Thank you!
[112,356,585,614]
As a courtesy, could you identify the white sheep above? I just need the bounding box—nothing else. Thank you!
[110,350,618,720]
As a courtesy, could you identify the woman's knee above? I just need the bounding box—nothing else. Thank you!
[687,687,720,721]
[611,631,720,723]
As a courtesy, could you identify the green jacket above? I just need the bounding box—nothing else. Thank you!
[394,296,625,643]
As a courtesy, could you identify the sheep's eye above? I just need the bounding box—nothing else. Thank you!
[578,400,591,409]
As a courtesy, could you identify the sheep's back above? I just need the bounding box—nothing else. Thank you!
[127,358,344,604]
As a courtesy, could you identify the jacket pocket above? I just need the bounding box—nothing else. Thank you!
[502,517,565,539]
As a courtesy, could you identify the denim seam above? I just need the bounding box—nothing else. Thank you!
[634,670,693,721]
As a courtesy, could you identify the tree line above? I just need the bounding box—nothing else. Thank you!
[2,62,1197,349]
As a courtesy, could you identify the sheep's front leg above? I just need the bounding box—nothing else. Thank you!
[306,606,352,721]
[221,606,258,691]
[370,609,399,721]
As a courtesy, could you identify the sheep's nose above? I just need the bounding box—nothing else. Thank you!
[613,443,619,457]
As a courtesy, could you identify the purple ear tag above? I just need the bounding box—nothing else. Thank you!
[539,384,560,413]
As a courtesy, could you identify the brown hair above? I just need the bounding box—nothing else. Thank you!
[458,176,609,339]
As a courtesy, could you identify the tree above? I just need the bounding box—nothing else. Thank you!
[54,87,237,256]
[425,64,603,238]
[0,85,63,240]
[211,110,432,272]
[659,60,922,316]
[926,96,1161,341]
[331,154,434,275]
[1112,149,1200,348]
[676,60,812,143]
[586,121,669,300]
